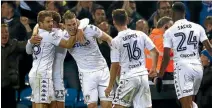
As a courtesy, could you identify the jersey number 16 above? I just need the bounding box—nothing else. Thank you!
[123,40,141,62]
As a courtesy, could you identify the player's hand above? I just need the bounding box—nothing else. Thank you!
[149,68,157,78]
[105,86,112,98]
[76,29,85,44]
[30,35,42,44]
[153,77,163,93]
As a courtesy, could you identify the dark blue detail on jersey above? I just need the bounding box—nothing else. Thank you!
[174,31,198,52]
[33,45,41,55]
[123,40,141,62]
[73,40,90,48]
[187,31,197,49]
[174,32,187,51]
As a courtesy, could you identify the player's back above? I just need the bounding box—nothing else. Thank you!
[112,29,153,79]
[164,19,207,64]
[29,29,61,78]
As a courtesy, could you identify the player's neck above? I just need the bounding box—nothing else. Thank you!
[117,26,128,32]
[174,16,185,22]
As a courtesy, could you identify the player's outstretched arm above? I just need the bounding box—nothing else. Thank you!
[158,48,171,78]
[26,35,42,54]
[105,62,119,97]
[99,32,113,46]
[149,47,159,77]
[59,29,83,48]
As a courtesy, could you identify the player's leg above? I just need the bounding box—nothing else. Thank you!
[192,63,203,108]
[29,77,54,108]
[112,76,140,108]
[174,62,196,108]
[179,96,193,108]
[33,103,49,108]
[79,72,98,108]
[50,78,65,108]
[133,74,152,108]
[98,67,114,108]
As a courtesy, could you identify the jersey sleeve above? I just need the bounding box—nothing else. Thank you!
[88,25,103,38]
[163,30,172,48]
[110,39,120,62]
[51,31,62,46]
[144,32,155,50]
[199,26,208,42]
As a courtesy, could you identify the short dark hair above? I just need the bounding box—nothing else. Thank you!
[37,10,52,23]
[204,16,212,26]
[49,11,61,24]
[172,2,186,13]
[156,16,172,28]
[92,4,104,14]
[112,9,128,26]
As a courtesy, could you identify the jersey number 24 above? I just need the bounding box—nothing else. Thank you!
[174,31,198,52]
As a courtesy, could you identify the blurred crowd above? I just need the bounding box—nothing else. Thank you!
[1,1,212,108]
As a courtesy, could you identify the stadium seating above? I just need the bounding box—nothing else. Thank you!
[19,87,32,106]
[65,88,78,107]
[75,90,87,108]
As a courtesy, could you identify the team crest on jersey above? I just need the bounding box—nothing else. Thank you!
[33,45,41,55]
[84,95,90,102]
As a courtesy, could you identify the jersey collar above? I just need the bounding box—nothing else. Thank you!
[38,28,53,34]
[174,19,187,24]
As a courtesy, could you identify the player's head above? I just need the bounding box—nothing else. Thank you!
[171,2,186,22]
[1,23,9,46]
[37,10,53,31]
[49,11,61,28]
[112,9,128,28]
[156,16,173,31]
[63,10,78,35]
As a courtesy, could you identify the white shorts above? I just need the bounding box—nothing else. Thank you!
[52,78,65,102]
[113,74,152,108]
[79,67,114,104]
[29,77,54,104]
[174,62,203,99]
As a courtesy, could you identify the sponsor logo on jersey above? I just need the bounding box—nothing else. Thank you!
[73,40,90,48]
[183,89,193,93]
[180,52,196,58]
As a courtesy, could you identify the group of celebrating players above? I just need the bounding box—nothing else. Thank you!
[27,2,212,108]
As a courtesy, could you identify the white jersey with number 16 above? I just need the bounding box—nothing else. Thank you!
[111,29,155,79]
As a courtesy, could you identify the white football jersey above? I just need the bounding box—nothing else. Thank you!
[52,28,69,79]
[29,29,62,78]
[68,25,107,72]
[111,29,155,79]
[164,19,208,64]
